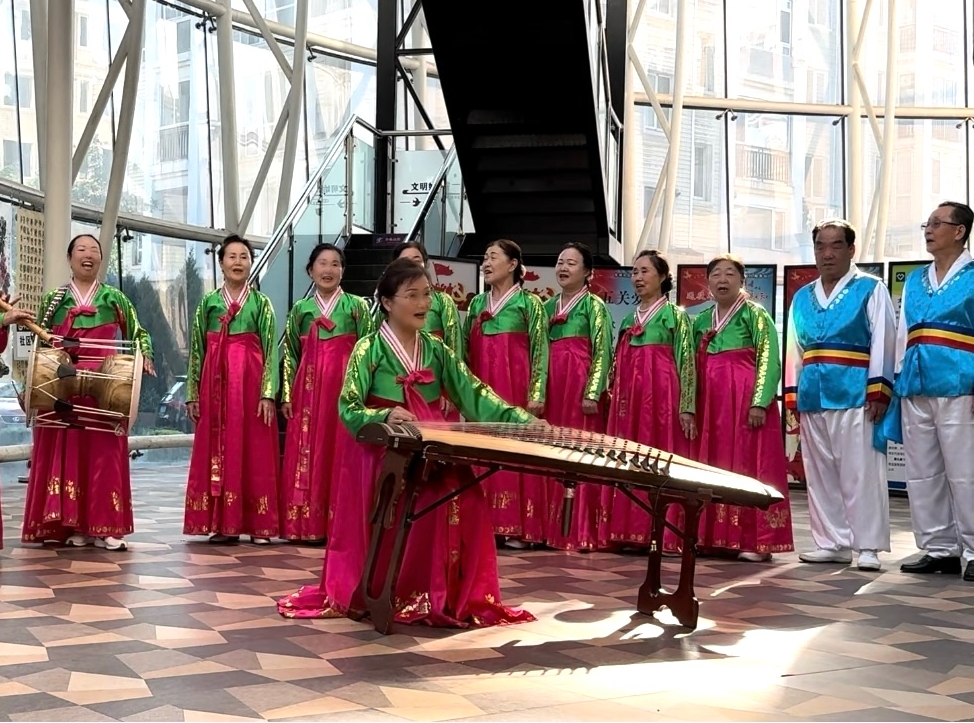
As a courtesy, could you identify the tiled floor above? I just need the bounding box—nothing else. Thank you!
[1,465,973,722]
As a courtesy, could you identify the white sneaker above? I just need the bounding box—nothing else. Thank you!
[738,552,772,562]
[66,534,95,547]
[857,550,881,571]
[94,536,127,551]
[504,539,529,550]
[799,548,853,564]
[251,537,271,545]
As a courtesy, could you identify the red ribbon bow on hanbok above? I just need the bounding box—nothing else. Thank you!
[314,316,336,333]
[694,329,718,411]
[549,315,568,327]
[397,368,435,413]
[626,324,644,340]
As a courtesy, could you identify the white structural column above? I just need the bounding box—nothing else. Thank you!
[412,11,429,151]
[42,0,74,290]
[621,0,639,260]
[657,0,688,253]
[217,0,241,234]
[29,0,48,191]
[873,0,897,261]
[99,0,146,254]
[276,0,310,225]
[846,0,862,233]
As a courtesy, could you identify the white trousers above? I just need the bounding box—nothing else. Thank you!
[800,408,891,552]
[902,396,974,563]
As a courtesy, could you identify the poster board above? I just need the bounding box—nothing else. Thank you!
[885,260,928,492]
[428,256,480,324]
[520,266,637,341]
[675,264,778,317]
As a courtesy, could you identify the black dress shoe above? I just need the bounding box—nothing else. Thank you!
[900,554,962,574]
[964,561,974,582]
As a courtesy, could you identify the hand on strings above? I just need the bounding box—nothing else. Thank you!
[186,401,201,424]
[527,400,545,416]
[258,398,276,426]
[281,402,293,420]
[441,398,456,417]
[581,399,599,416]
[526,417,551,431]
[679,412,697,440]
[748,406,767,428]
[143,358,157,377]
[865,400,888,423]
[386,406,417,424]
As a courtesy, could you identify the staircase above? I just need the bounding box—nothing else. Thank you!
[420,0,622,266]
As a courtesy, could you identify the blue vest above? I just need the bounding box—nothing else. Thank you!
[791,273,885,412]
[894,261,974,398]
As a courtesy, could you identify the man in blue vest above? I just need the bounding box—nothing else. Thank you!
[785,219,895,571]
[894,202,974,582]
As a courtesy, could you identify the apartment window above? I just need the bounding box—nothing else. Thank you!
[933,27,960,55]
[647,0,674,15]
[780,0,793,55]
[931,156,942,195]
[700,40,715,92]
[2,73,31,107]
[641,74,672,131]
[932,78,957,106]
[895,150,912,196]
[808,0,831,26]
[898,73,915,105]
[807,69,828,103]
[176,18,192,54]
[2,140,18,170]
[932,119,961,142]
[20,9,30,40]
[804,155,827,199]
[78,14,89,47]
[693,144,713,201]
[899,25,916,52]
[79,80,90,114]
[876,71,886,105]
[130,238,143,267]
[643,186,656,215]
[264,72,276,124]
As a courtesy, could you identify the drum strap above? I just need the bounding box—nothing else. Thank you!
[40,286,69,335]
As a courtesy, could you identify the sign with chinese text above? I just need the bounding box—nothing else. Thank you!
[393,150,448,232]
[13,323,34,362]
[675,264,777,317]
[428,256,480,323]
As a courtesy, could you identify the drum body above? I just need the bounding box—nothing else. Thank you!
[25,346,77,413]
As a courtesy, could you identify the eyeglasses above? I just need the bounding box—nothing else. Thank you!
[920,220,962,230]
[393,291,433,304]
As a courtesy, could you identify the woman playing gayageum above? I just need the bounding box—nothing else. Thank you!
[278,258,538,627]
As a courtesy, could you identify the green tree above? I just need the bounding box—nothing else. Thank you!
[123,274,185,415]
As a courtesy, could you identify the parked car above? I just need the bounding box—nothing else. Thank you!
[156,375,191,432]
[0,378,27,427]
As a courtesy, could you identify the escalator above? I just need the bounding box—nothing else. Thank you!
[420,0,623,265]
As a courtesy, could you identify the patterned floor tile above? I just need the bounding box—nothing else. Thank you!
[3,463,974,721]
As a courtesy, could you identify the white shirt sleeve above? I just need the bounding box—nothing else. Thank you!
[866,282,896,402]
[784,300,803,409]
[893,283,909,376]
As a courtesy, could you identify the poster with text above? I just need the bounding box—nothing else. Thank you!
[429,256,480,322]
[885,260,928,491]
[520,266,637,342]
[781,265,821,489]
[676,264,778,317]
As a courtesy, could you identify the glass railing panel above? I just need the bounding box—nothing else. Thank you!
[259,229,295,339]
[352,135,375,230]
[289,150,351,312]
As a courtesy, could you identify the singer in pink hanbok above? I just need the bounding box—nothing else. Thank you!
[0,295,35,550]
[280,243,372,542]
[691,255,794,561]
[600,251,697,550]
[183,236,280,544]
[542,243,613,551]
[278,259,536,627]
[463,239,549,546]
[21,235,155,551]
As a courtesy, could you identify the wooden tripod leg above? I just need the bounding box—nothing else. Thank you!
[636,498,702,630]
[350,452,409,624]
